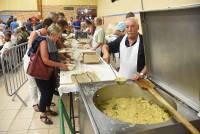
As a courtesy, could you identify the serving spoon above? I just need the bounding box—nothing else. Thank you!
[109,64,127,85]
[136,79,200,134]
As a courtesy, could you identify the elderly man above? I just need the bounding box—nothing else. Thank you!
[102,17,147,80]
[91,17,105,55]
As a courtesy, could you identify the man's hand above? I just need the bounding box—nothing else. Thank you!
[102,44,110,63]
[133,66,147,81]
[132,73,144,81]
[103,53,110,63]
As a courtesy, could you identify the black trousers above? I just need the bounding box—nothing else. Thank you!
[35,74,56,112]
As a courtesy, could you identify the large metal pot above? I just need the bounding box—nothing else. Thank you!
[93,82,177,124]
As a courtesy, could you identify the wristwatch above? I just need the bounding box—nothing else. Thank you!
[139,73,147,79]
[139,72,144,76]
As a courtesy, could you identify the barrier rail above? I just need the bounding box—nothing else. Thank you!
[0,42,28,106]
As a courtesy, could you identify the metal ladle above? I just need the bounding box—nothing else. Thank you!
[109,64,127,85]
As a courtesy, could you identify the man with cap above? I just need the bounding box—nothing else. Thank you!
[114,21,126,37]
[106,21,126,43]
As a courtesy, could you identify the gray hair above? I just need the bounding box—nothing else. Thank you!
[46,12,58,22]
[47,24,62,35]
[46,12,58,18]
[125,17,139,25]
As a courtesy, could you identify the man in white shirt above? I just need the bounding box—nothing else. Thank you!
[102,17,147,80]
[91,17,105,55]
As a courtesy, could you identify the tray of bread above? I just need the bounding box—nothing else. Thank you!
[71,71,100,83]
[79,51,100,64]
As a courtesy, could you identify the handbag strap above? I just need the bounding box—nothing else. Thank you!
[35,46,40,56]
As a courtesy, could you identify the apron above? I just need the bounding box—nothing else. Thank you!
[119,34,140,79]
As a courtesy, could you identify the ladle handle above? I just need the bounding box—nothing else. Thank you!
[109,64,117,78]
[148,88,200,134]
[137,79,200,134]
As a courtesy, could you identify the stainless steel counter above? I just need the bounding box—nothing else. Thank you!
[78,80,200,134]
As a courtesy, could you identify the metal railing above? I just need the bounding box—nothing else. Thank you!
[0,42,28,106]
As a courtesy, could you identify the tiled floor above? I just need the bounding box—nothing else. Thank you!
[0,75,70,134]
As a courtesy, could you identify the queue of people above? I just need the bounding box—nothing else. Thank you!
[0,17,29,53]
[23,13,71,125]
[0,11,147,125]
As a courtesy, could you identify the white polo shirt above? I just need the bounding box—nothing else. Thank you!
[92,26,105,55]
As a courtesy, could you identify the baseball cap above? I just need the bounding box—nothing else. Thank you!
[116,21,125,32]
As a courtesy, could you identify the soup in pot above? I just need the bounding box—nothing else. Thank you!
[97,97,170,124]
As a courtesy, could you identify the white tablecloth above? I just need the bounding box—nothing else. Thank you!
[58,39,119,95]
[58,84,80,96]
[59,57,118,95]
